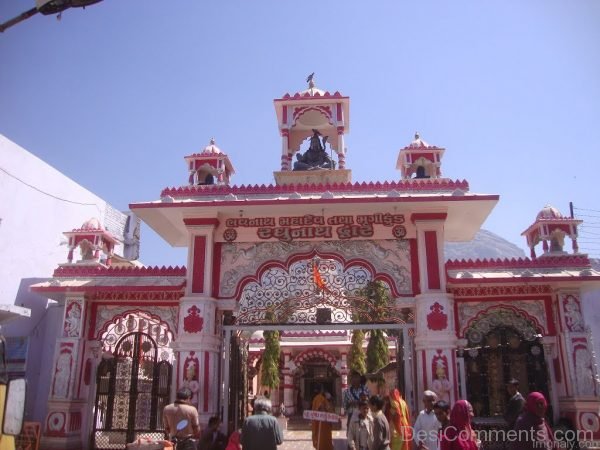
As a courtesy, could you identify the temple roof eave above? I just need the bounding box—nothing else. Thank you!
[521,218,584,236]
[131,194,498,247]
[30,276,186,302]
[447,267,600,284]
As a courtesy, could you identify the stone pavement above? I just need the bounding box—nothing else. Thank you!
[279,429,348,450]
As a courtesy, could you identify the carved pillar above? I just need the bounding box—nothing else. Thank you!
[411,213,447,293]
[282,353,295,415]
[555,290,600,440]
[414,294,458,406]
[337,127,345,169]
[176,218,223,425]
[411,213,456,403]
[281,129,290,170]
[456,338,468,400]
[43,296,87,449]
[541,336,560,423]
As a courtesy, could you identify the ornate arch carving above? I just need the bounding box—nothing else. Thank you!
[294,348,338,373]
[461,305,545,344]
[96,309,175,354]
[235,255,410,325]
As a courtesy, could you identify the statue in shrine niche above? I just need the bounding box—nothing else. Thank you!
[64,302,81,337]
[79,239,95,260]
[575,348,596,396]
[432,361,451,402]
[564,296,584,332]
[550,230,565,252]
[53,352,72,398]
[293,129,335,171]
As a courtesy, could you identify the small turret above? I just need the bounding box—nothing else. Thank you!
[184,138,235,186]
[521,205,583,258]
[396,132,445,180]
[63,218,118,266]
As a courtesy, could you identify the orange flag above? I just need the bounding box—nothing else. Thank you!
[313,263,326,290]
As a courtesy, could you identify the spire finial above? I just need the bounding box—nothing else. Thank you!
[210,137,215,145]
[306,72,315,88]
[415,132,420,140]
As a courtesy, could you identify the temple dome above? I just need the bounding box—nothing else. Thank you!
[536,205,563,220]
[200,138,222,155]
[80,217,103,230]
[407,132,431,148]
[298,86,326,96]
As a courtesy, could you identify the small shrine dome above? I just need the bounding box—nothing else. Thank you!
[406,132,432,149]
[536,205,564,221]
[200,138,223,155]
[80,217,103,231]
[297,85,326,97]
[396,132,445,180]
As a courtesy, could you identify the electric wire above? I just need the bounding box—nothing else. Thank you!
[0,165,102,212]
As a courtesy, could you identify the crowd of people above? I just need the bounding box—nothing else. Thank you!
[342,374,558,450]
[161,376,562,450]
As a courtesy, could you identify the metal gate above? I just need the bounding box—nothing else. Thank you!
[464,325,550,417]
[92,332,172,449]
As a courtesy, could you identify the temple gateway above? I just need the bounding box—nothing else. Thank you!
[32,78,600,449]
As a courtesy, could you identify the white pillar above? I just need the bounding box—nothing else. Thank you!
[281,129,290,170]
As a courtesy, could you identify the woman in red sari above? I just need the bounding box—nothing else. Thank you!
[385,389,412,450]
[440,400,479,450]
[510,392,554,450]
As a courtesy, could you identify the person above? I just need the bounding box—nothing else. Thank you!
[433,400,450,431]
[349,392,371,427]
[504,379,525,430]
[344,372,371,431]
[433,401,451,450]
[386,389,412,450]
[225,430,241,450]
[369,395,391,450]
[163,387,201,449]
[348,400,374,450]
[241,397,283,450]
[431,364,451,403]
[440,400,479,450]
[199,416,227,450]
[413,391,440,450]
[312,388,334,450]
[511,392,554,450]
[293,129,335,171]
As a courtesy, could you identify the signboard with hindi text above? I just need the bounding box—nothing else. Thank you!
[303,410,341,423]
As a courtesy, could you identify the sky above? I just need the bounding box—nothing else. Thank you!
[1,1,599,267]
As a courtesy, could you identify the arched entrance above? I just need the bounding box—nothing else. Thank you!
[462,307,550,417]
[294,349,341,413]
[92,313,174,449]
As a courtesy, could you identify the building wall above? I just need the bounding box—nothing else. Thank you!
[0,134,130,423]
[580,287,600,369]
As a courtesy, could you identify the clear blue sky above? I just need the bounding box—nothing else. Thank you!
[1,1,599,266]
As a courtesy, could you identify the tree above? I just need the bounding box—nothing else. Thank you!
[260,310,281,392]
[261,328,280,390]
[366,329,389,373]
[348,329,366,375]
[362,281,391,373]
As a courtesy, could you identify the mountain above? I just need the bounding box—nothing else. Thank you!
[444,229,527,261]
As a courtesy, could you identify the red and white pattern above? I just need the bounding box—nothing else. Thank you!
[183,305,204,333]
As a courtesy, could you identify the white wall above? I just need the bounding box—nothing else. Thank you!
[0,134,123,422]
[581,287,600,369]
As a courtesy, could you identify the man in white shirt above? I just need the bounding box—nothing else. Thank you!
[348,400,374,450]
[412,391,440,450]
